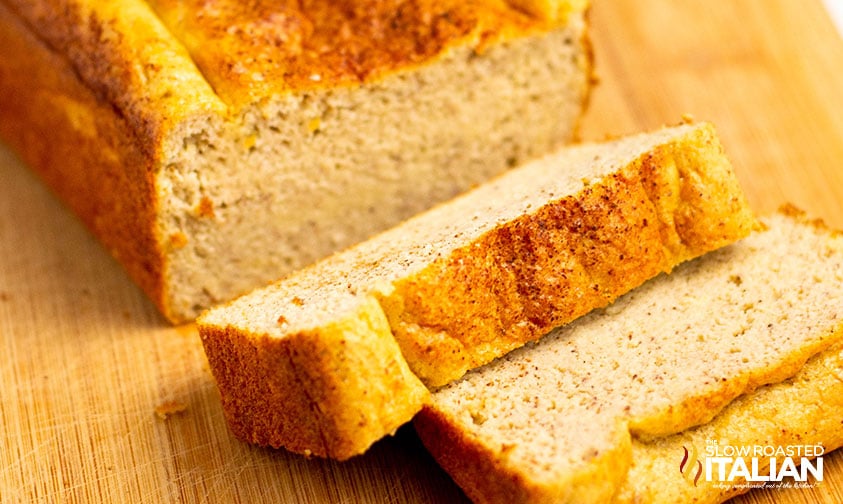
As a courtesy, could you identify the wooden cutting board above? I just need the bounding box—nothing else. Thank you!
[2,0,842,502]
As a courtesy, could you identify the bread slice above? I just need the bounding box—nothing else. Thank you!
[198,122,755,460]
[0,0,591,322]
[414,209,843,503]
[615,337,843,503]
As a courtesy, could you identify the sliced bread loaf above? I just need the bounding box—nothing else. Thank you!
[414,209,843,503]
[198,122,755,460]
[615,337,843,503]
[0,0,591,322]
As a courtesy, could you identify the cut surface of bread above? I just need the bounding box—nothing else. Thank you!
[198,122,755,460]
[615,337,843,504]
[0,0,591,322]
[414,209,843,503]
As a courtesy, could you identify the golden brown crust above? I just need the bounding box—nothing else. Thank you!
[383,123,756,387]
[199,296,429,460]
[0,1,166,313]
[414,406,551,503]
[414,408,631,503]
[200,324,331,456]
[4,0,224,152]
[1,0,227,320]
[146,0,586,104]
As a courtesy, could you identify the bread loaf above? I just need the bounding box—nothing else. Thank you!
[414,209,843,503]
[0,0,591,322]
[616,337,843,503]
[198,122,755,460]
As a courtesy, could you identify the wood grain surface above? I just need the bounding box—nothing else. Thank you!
[2,0,843,502]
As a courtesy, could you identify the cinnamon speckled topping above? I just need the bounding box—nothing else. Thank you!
[146,0,584,101]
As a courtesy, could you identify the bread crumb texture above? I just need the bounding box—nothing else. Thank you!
[415,210,843,504]
[198,122,755,459]
[0,0,592,322]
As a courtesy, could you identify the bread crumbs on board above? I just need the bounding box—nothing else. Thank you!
[155,400,188,420]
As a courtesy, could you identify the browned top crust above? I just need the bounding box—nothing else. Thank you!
[0,0,169,310]
[4,0,225,157]
[6,0,586,128]
[147,0,586,104]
